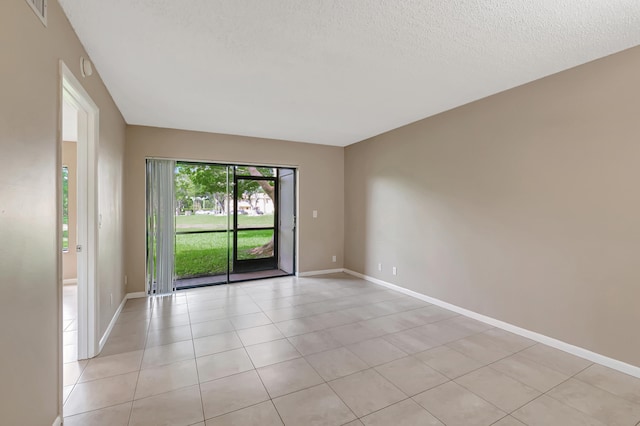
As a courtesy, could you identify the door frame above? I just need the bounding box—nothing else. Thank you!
[277,168,297,275]
[59,60,99,360]
[163,159,298,288]
[232,170,278,273]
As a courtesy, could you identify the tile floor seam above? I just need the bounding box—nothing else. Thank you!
[413,343,485,380]
[125,353,142,426]
[318,382,360,424]
[442,336,559,396]
[255,360,327,399]
[453,370,541,416]
[537,376,602,421]
[408,394,450,426]
[186,296,209,426]
[135,381,199,403]
[570,368,640,407]
[542,376,640,424]
[272,306,455,344]
[509,392,556,425]
[327,368,410,419]
[62,384,75,406]
[488,414,517,425]
[201,399,274,423]
[65,400,134,422]
[267,298,432,331]
[516,345,594,378]
[347,396,413,422]
[447,376,512,415]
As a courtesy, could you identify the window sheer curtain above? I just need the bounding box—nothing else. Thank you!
[146,159,176,295]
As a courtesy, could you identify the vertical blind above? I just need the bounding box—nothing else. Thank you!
[146,159,176,295]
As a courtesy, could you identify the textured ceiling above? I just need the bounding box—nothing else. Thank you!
[58,0,640,146]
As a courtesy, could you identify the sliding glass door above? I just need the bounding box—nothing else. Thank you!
[157,161,295,290]
[233,168,277,273]
[174,163,232,286]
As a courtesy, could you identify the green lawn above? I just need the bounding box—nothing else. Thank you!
[176,214,274,231]
[175,227,273,278]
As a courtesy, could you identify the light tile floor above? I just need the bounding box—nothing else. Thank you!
[62,273,640,426]
[63,284,78,363]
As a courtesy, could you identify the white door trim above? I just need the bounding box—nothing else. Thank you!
[60,60,99,360]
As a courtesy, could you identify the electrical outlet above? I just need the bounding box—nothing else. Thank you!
[313,210,318,218]
[392,267,397,276]
[332,255,337,262]
[378,263,382,271]
[124,275,128,286]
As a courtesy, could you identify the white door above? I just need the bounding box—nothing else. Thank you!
[278,169,295,274]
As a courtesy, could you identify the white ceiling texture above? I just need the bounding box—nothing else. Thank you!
[59,1,640,146]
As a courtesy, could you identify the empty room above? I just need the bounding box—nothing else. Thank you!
[1,0,640,425]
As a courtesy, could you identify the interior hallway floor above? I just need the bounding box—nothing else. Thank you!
[63,284,78,363]
[62,273,640,426]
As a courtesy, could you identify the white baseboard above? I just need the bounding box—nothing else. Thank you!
[297,268,345,277]
[52,415,62,426]
[343,269,640,379]
[97,292,148,352]
[63,278,77,285]
[98,295,127,352]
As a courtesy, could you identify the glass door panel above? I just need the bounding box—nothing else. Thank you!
[233,171,277,273]
[174,163,231,287]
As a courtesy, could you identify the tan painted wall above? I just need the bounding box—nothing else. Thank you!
[124,126,345,293]
[0,1,126,424]
[62,141,77,280]
[345,46,640,367]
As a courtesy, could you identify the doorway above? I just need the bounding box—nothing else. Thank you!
[232,168,278,274]
[61,100,79,362]
[60,61,99,362]
[148,161,296,291]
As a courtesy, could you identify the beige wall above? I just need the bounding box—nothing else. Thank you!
[0,1,126,424]
[124,126,345,293]
[345,46,640,367]
[62,141,77,280]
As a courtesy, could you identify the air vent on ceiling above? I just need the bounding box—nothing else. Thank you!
[25,0,47,27]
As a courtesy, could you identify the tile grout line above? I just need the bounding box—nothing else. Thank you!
[185,293,209,425]
[126,297,155,426]
[535,361,618,424]
[243,290,288,426]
